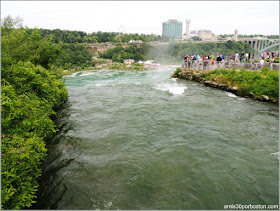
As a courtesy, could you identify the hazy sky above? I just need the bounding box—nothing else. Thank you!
[1,1,279,35]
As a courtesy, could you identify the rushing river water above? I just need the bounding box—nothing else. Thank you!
[34,67,279,210]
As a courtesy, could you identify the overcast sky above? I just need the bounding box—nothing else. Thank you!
[1,1,279,35]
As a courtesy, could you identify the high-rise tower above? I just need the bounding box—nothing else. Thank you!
[162,19,183,40]
[186,19,191,36]
[234,29,238,41]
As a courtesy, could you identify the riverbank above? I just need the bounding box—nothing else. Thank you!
[172,67,279,103]
[61,62,150,76]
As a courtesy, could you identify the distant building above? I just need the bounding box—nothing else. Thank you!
[197,30,216,41]
[190,30,197,37]
[186,19,191,36]
[162,19,182,40]
[233,29,238,41]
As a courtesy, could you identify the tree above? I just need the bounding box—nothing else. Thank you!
[192,36,202,41]
[1,15,23,29]
[113,34,122,44]
[112,50,127,63]
[161,35,170,42]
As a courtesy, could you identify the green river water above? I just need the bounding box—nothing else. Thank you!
[34,67,279,209]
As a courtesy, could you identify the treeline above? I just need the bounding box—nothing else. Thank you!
[238,34,279,39]
[219,34,279,39]
[147,41,253,64]
[27,28,162,44]
[98,43,151,62]
[1,17,69,209]
[2,28,92,70]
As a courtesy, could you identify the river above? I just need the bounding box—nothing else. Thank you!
[33,66,279,209]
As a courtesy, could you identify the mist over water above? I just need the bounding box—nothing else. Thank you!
[34,67,279,210]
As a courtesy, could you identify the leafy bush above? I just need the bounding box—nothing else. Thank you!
[54,43,93,69]
[274,57,279,63]
[1,17,70,209]
[172,68,182,78]
[1,62,68,209]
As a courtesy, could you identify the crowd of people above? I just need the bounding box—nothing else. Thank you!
[183,50,279,70]
[183,54,225,70]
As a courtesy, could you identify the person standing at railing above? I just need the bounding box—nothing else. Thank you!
[192,55,197,68]
[263,52,267,60]
[269,56,274,69]
[259,57,264,70]
[198,57,203,70]
[240,52,244,62]
[216,54,222,69]
[235,52,239,61]
[203,55,209,70]
[250,55,255,70]
[245,52,249,61]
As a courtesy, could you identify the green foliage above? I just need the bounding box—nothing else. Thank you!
[192,36,202,41]
[2,25,93,71]
[26,28,162,44]
[99,44,150,61]
[172,68,182,78]
[1,15,23,30]
[1,27,61,69]
[1,16,69,209]
[218,34,233,39]
[1,62,68,210]
[54,43,92,69]
[107,62,147,71]
[199,68,279,99]
[274,57,279,63]
[112,50,127,63]
[237,34,279,39]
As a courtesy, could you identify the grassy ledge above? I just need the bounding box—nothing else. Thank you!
[172,67,279,103]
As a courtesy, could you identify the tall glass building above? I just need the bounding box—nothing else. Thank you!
[162,19,182,40]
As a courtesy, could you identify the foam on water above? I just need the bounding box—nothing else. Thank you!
[79,71,97,77]
[227,92,237,98]
[270,151,279,160]
[154,83,187,95]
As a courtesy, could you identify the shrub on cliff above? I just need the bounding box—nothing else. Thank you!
[172,68,182,78]
[1,62,68,209]
[198,68,279,100]
[1,17,69,209]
